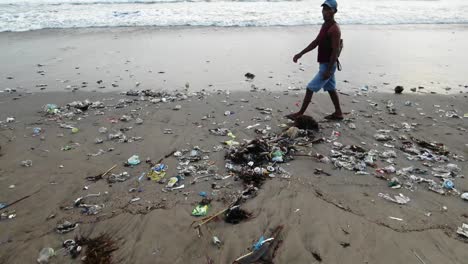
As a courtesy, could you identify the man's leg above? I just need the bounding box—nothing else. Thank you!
[286,89,314,119]
[324,64,343,119]
[327,90,343,118]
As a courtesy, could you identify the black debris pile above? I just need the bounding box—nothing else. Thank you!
[76,233,119,264]
[225,205,253,224]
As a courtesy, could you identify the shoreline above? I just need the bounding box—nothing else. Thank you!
[2,23,468,36]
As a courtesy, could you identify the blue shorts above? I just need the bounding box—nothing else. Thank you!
[306,63,337,92]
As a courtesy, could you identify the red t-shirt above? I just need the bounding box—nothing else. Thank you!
[317,22,339,63]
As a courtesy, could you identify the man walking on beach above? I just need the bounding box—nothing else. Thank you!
[287,0,343,121]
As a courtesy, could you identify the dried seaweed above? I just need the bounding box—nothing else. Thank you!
[293,115,319,131]
[75,233,119,264]
[225,206,252,224]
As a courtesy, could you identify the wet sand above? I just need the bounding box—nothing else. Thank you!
[1,25,468,94]
[0,26,468,264]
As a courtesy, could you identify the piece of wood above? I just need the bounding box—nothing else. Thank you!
[0,189,41,211]
[102,164,117,178]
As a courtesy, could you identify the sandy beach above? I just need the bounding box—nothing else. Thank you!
[1,25,468,94]
[1,26,468,264]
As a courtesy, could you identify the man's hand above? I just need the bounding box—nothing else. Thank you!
[293,53,302,63]
[322,70,332,80]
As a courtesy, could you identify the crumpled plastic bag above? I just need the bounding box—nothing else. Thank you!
[378,193,410,205]
[191,204,209,217]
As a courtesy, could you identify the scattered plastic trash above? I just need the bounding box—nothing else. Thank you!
[147,164,167,181]
[461,193,468,201]
[234,225,283,263]
[388,177,401,189]
[33,127,42,136]
[130,197,141,203]
[71,127,79,134]
[378,193,410,205]
[224,140,240,147]
[61,145,73,151]
[37,247,55,264]
[271,149,284,162]
[98,127,108,134]
[0,210,16,220]
[56,220,78,234]
[44,104,59,115]
[120,115,132,121]
[21,160,32,167]
[442,179,454,190]
[135,118,143,125]
[62,239,82,258]
[192,204,209,217]
[209,128,230,136]
[457,223,468,238]
[126,155,141,166]
[374,133,392,141]
[166,176,180,188]
[212,236,222,248]
[107,172,130,183]
[246,123,260,129]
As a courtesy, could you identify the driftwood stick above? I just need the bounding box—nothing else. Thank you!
[1,189,41,211]
[102,164,117,178]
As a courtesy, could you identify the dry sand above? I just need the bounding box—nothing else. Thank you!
[1,26,468,264]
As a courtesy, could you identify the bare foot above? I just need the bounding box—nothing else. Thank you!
[324,112,344,120]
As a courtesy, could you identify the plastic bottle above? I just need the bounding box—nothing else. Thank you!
[443,179,454,190]
[37,247,55,264]
[461,193,468,201]
[33,127,42,136]
[127,155,140,165]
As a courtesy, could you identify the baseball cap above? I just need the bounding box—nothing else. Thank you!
[321,0,338,12]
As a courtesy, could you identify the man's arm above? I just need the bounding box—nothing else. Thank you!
[326,26,341,72]
[293,37,319,63]
[299,38,319,56]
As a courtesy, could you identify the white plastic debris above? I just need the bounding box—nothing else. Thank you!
[461,193,468,201]
[456,223,468,238]
[246,123,260,129]
[378,193,411,205]
[135,118,144,125]
[380,150,397,158]
[374,133,393,141]
[21,160,33,167]
[37,247,55,264]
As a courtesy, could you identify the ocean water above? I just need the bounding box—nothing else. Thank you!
[0,0,467,32]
